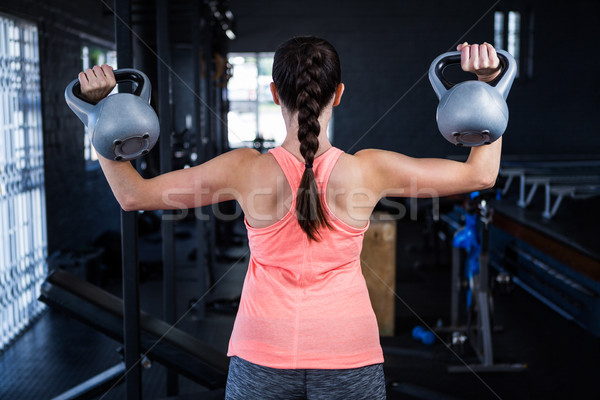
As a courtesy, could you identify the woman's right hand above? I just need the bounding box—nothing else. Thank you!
[78,64,116,103]
[457,42,501,83]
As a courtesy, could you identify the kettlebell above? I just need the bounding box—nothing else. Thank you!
[64,69,160,161]
[429,49,516,146]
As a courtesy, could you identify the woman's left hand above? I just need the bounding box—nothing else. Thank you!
[457,42,501,83]
[78,64,116,103]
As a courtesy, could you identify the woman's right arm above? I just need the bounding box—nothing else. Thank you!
[355,138,501,198]
[356,42,503,199]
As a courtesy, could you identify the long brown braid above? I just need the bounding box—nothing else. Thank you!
[272,36,341,240]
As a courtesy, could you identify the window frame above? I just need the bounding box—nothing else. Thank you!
[226,52,334,150]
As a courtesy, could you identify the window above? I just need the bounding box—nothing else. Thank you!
[227,52,332,149]
[227,52,282,149]
[494,11,504,50]
[507,11,521,73]
[81,45,117,163]
[0,14,47,351]
[494,10,522,78]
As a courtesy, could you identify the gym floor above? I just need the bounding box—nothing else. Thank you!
[1,209,598,400]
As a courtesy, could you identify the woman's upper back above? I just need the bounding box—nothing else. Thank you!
[228,151,384,371]
[240,146,375,232]
[241,146,370,278]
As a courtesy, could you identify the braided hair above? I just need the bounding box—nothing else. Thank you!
[272,36,341,241]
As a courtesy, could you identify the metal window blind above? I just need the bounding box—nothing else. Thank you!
[0,14,47,351]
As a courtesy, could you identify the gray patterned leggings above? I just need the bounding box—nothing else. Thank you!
[225,356,387,400]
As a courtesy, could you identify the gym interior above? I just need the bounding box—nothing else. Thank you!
[1,0,599,399]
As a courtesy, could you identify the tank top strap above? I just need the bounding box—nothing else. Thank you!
[315,147,344,190]
[268,146,344,195]
[268,147,304,195]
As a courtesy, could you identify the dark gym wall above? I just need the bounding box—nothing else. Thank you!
[0,0,119,254]
[228,0,600,158]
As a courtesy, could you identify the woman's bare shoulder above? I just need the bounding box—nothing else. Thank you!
[330,151,365,186]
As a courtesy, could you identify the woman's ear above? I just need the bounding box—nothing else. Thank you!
[333,83,345,106]
[270,82,280,105]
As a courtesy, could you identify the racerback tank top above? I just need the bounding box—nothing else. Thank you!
[227,146,384,369]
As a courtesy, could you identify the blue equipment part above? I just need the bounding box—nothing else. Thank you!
[412,326,436,346]
[452,212,481,308]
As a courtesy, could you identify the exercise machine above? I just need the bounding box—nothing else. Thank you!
[438,191,527,373]
[499,159,600,219]
[39,269,229,399]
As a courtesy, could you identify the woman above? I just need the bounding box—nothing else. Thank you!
[79,37,501,399]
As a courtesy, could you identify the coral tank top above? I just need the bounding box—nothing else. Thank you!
[227,146,384,369]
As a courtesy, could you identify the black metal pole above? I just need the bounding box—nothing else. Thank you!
[214,70,222,156]
[220,84,230,152]
[114,0,142,398]
[193,0,207,318]
[203,21,214,161]
[202,2,217,276]
[155,0,178,395]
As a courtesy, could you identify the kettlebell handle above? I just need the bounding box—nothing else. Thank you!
[64,68,152,126]
[429,49,516,100]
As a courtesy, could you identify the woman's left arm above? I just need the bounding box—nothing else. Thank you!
[79,64,258,211]
[97,147,258,211]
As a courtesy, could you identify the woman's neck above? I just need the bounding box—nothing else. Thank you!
[280,106,333,161]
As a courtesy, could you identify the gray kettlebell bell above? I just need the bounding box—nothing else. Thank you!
[429,49,516,146]
[64,69,160,161]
